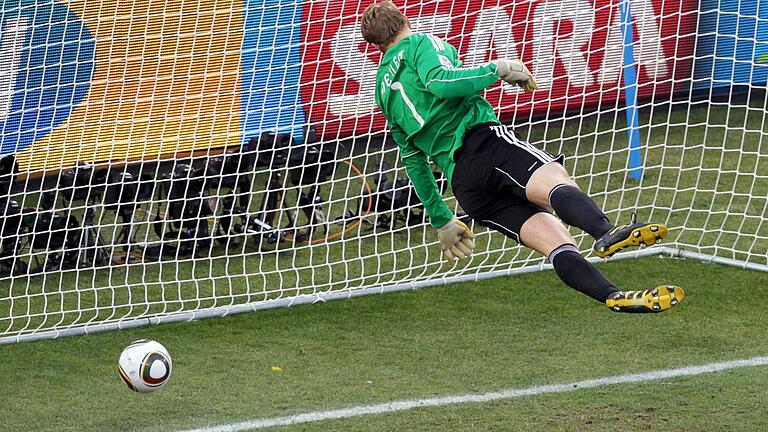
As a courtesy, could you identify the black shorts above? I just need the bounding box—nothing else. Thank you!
[452,123,564,244]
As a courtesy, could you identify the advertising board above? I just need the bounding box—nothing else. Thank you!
[301,0,697,139]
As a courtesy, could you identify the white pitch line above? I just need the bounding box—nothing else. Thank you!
[181,356,768,432]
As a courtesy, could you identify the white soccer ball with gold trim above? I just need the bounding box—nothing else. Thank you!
[117,339,172,393]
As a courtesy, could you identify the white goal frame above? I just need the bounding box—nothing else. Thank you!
[0,0,765,344]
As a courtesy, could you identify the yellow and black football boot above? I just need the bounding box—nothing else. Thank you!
[594,214,668,258]
[605,285,685,313]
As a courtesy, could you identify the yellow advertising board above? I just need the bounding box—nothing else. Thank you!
[8,0,242,172]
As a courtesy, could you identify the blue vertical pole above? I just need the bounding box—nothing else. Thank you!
[619,0,643,180]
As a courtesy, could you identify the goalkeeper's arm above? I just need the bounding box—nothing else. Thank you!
[400,149,475,260]
[389,123,452,227]
[412,39,498,98]
[400,149,454,228]
[412,36,537,98]
[392,126,475,260]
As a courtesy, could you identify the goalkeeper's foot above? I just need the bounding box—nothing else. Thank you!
[594,215,668,258]
[605,285,685,313]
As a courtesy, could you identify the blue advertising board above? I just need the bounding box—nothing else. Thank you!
[0,0,95,155]
[694,0,768,89]
[241,0,307,145]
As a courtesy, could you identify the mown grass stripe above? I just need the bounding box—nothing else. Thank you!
[181,356,768,432]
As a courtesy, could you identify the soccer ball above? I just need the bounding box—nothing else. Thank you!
[117,339,173,393]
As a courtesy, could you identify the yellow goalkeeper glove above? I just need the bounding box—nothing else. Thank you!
[438,217,476,261]
[492,59,538,92]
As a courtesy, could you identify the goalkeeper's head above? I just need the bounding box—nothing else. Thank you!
[361,1,411,53]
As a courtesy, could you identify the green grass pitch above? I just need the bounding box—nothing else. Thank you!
[0,100,766,430]
[1,257,767,431]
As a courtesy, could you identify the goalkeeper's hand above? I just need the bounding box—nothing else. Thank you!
[492,59,538,92]
[438,217,476,261]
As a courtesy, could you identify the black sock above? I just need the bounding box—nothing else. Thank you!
[549,244,617,302]
[548,184,613,239]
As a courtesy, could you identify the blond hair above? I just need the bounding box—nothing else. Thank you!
[361,1,408,48]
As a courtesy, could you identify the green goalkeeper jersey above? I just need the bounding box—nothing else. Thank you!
[374,33,501,228]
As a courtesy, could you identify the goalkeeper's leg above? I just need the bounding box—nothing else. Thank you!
[518,213,683,313]
[525,162,667,257]
[518,212,616,302]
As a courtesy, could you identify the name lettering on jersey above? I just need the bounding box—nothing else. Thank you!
[380,50,405,96]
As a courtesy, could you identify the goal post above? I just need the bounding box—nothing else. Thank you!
[0,0,766,344]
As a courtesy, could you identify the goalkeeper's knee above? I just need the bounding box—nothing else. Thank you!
[547,243,580,262]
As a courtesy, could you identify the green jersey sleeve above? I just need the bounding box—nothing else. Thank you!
[389,123,454,228]
[411,34,500,99]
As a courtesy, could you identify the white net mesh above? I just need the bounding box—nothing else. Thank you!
[0,0,765,342]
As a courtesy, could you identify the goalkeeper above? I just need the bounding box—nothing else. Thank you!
[361,1,684,313]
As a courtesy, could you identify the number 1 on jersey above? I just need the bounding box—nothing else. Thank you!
[391,82,425,127]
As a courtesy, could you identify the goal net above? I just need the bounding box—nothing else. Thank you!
[0,0,765,343]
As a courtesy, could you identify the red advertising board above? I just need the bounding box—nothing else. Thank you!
[301,0,697,139]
